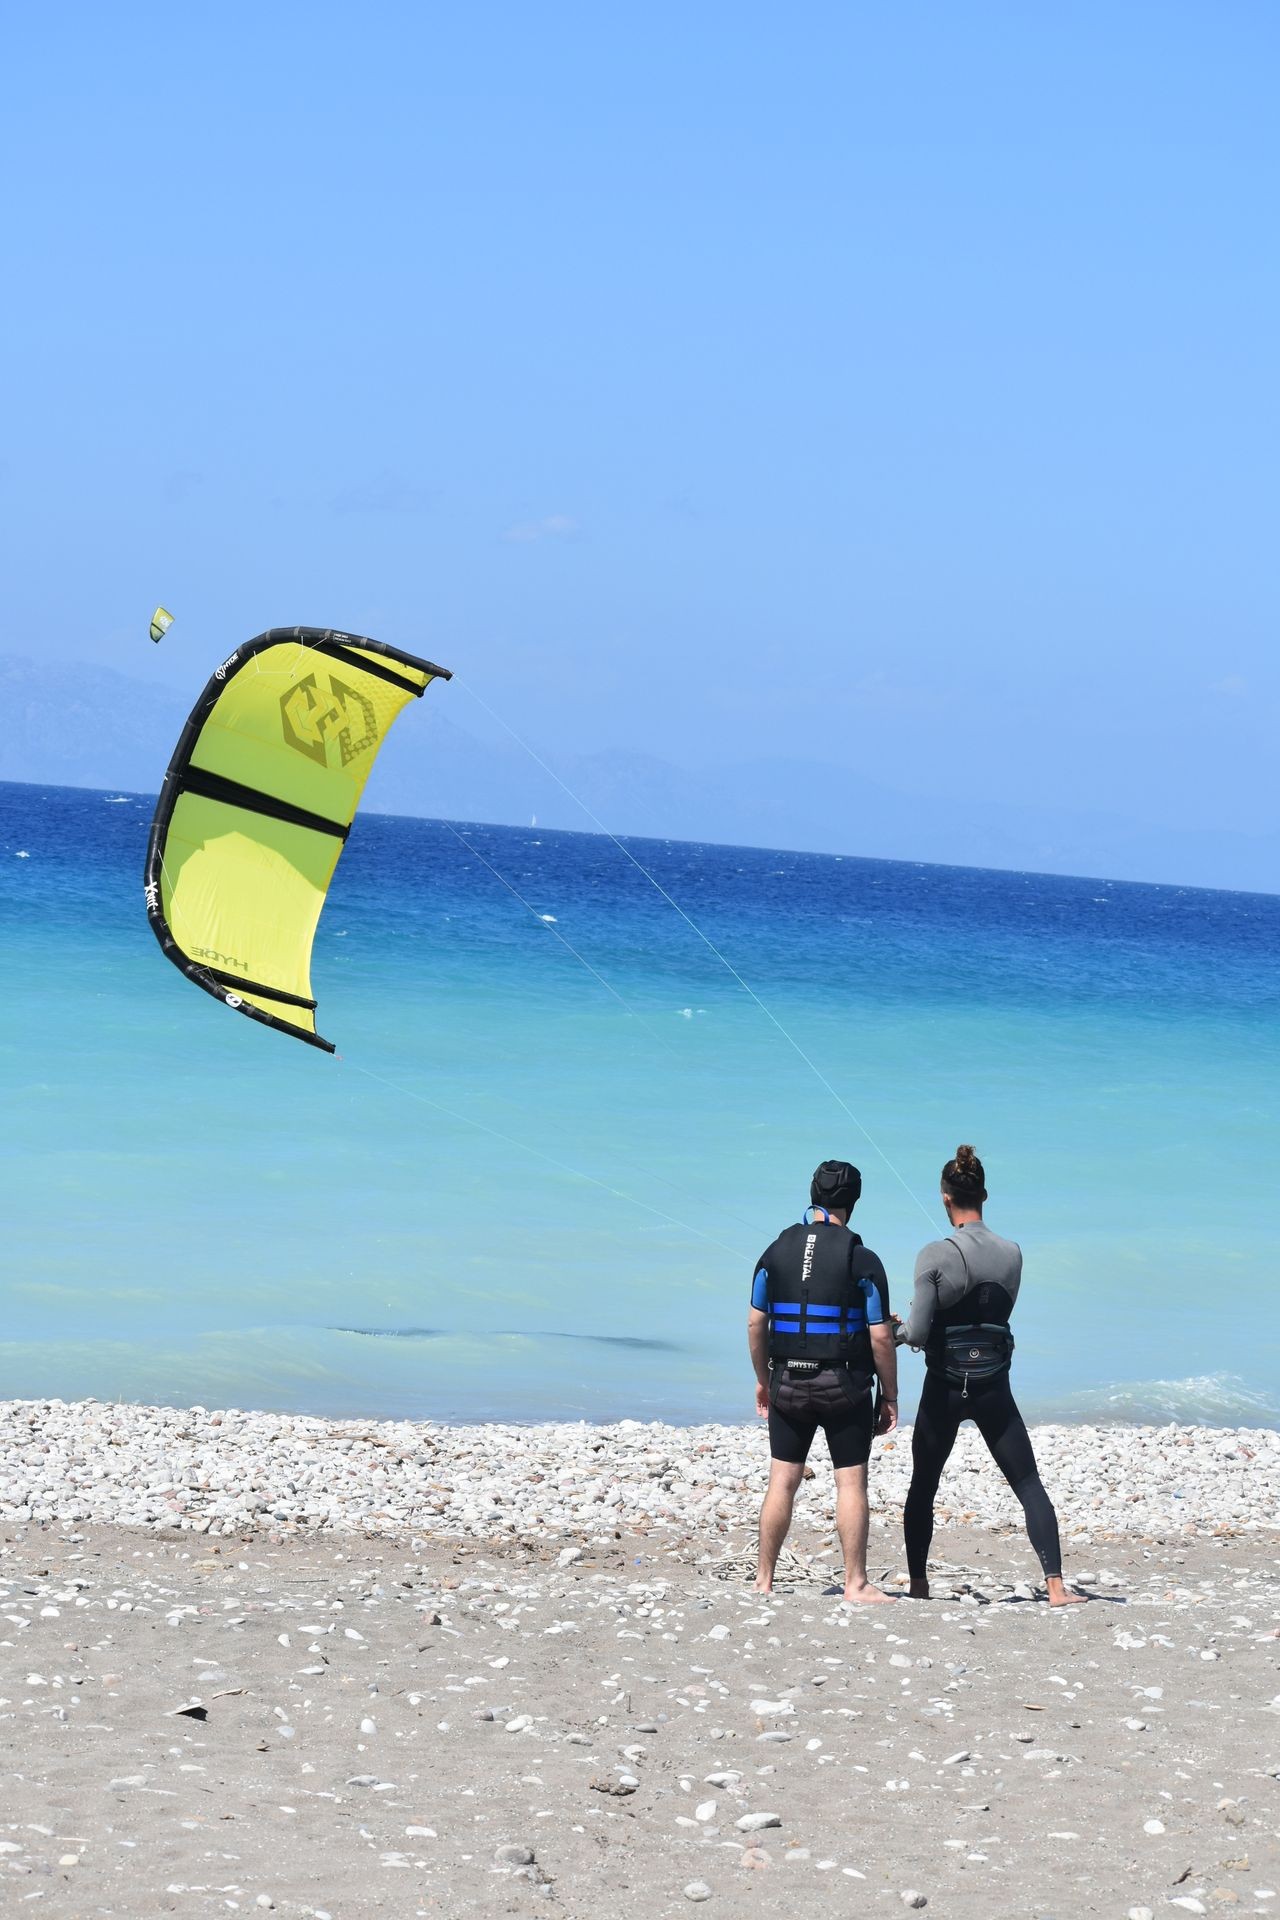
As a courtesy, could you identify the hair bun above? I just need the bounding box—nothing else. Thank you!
[941,1143,987,1200]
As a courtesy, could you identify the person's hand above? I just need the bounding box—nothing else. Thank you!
[875,1397,898,1435]
[755,1380,769,1420]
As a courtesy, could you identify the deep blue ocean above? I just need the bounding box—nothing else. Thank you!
[2,778,1277,1426]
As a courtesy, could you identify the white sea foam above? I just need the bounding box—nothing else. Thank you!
[1050,1372,1280,1426]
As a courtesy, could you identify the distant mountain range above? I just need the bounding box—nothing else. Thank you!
[4,651,1277,893]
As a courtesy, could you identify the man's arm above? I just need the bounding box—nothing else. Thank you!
[859,1262,898,1433]
[748,1308,770,1419]
[869,1322,899,1433]
[748,1254,771,1419]
[897,1242,951,1348]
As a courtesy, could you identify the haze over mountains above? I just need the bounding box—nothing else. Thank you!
[4,651,1276,893]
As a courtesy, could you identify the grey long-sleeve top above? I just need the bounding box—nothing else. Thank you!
[896,1221,1022,1348]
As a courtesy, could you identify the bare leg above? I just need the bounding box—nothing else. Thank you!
[834,1464,891,1603]
[755,1459,804,1593]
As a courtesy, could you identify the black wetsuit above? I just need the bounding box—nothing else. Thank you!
[899,1223,1062,1581]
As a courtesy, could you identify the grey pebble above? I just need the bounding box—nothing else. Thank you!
[901,1895,928,1911]
[736,1812,782,1832]
[495,1844,536,1867]
[683,1883,713,1903]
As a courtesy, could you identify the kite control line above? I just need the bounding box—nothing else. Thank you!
[443,824,682,1058]
[455,677,936,1229]
[340,1057,752,1262]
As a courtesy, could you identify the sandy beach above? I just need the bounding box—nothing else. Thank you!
[1,1401,1277,1918]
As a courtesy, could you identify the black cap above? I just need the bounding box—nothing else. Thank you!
[810,1159,862,1212]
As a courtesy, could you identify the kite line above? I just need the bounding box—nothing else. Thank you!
[454,676,936,1230]
[340,1057,751,1262]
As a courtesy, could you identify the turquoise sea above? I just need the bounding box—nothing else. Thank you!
[2,778,1277,1427]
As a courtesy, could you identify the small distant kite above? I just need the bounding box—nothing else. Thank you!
[144,626,451,1051]
[150,606,174,643]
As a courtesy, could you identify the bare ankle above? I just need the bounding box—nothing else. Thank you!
[1045,1576,1087,1607]
[842,1577,892,1604]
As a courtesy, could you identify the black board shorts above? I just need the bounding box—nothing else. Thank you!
[768,1366,874,1469]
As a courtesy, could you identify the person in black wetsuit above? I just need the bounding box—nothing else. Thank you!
[748,1160,899,1602]
[896,1145,1086,1607]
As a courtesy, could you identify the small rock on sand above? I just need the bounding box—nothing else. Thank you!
[736,1812,781,1832]
[683,1883,712,1903]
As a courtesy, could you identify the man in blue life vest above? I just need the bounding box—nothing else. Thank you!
[748,1160,898,1601]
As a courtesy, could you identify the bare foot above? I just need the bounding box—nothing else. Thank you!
[907,1578,930,1600]
[1046,1577,1088,1607]
[842,1579,894,1604]
[753,1578,773,1595]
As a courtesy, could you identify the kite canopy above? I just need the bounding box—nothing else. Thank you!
[144,627,450,1051]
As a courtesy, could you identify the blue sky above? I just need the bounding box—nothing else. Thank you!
[3,2,1277,852]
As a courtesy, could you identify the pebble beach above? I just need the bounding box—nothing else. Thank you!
[1,1400,1277,1917]
[3,1400,1278,1543]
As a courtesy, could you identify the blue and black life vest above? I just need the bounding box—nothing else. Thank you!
[763,1220,875,1373]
